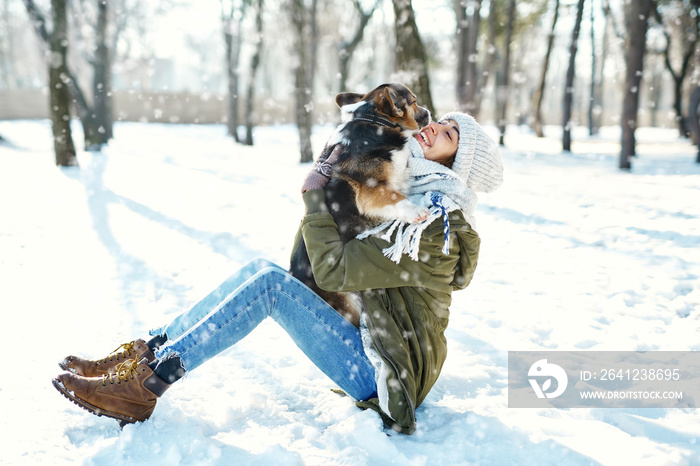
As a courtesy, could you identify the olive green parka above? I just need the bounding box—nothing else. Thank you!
[292,189,481,434]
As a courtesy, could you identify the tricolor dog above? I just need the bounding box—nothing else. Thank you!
[290,83,431,327]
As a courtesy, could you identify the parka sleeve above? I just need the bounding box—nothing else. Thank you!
[299,189,443,292]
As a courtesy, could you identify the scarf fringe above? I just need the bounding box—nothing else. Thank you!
[357,193,456,263]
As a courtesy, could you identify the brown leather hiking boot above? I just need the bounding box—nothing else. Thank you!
[59,339,156,378]
[52,358,171,425]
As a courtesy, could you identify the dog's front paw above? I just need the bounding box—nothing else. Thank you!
[396,200,430,224]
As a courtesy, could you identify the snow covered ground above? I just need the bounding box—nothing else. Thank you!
[1,119,699,465]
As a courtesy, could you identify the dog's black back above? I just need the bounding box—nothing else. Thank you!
[335,120,407,182]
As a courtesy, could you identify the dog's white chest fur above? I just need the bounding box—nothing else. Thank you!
[387,130,414,192]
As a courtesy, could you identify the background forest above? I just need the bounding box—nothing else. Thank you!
[2,2,700,463]
[2,0,699,168]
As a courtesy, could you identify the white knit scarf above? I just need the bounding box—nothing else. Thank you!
[356,138,478,263]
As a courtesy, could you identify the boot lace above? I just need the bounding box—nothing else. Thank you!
[102,359,140,386]
[98,341,136,365]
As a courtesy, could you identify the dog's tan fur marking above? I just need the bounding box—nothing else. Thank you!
[354,184,408,220]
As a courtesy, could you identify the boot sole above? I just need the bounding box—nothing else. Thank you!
[57,361,72,372]
[52,378,139,427]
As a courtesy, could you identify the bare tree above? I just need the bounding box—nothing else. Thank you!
[0,0,10,88]
[244,0,263,145]
[290,0,316,162]
[93,0,112,142]
[497,0,515,146]
[23,0,109,151]
[337,0,378,93]
[598,0,622,129]
[602,0,623,40]
[221,0,247,142]
[456,0,483,115]
[308,0,319,96]
[654,0,700,138]
[562,0,585,152]
[49,0,77,166]
[620,0,652,170]
[70,0,113,146]
[588,0,597,136]
[391,0,435,116]
[486,0,499,124]
[532,0,560,137]
[689,86,700,163]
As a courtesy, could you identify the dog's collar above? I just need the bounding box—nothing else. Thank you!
[352,113,401,129]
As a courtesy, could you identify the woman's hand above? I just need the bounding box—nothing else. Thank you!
[301,144,342,193]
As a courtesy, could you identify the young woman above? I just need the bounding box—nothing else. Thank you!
[53,112,503,434]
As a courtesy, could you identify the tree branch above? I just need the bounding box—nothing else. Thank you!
[22,0,50,46]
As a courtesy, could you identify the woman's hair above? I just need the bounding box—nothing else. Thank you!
[443,152,456,169]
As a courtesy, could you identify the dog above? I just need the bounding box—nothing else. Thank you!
[290,83,431,327]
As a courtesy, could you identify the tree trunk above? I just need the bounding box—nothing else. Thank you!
[672,78,688,138]
[620,0,652,170]
[456,0,482,115]
[497,0,515,146]
[49,0,77,167]
[244,0,264,146]
[598,0,612,128]
[487,0,499,124]
[562,0,585,152]
[588,0,597,136]
[688,86,700,163]
[649,65,662,128]
[456,0,467,108]
[222,0,245,142]
[290,0,314,163]
[663,40,694,139]
[338,0,377,93]
[92,0,112,146]
[224,31,238,141]
[532,0,560,138]
[1,0,14,88]
[308,0,319,98]
[391,0,435,116]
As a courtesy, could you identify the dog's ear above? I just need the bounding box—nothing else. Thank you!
[378,87,406,117]
[335,92,364,108]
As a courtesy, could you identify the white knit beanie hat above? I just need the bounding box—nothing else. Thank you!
[440,112,504,193]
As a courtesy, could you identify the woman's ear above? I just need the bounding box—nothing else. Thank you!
[335,92,364,108]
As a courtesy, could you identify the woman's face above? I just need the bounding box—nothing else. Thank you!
[413,120,460,166]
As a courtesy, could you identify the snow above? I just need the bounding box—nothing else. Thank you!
[1,119,699,465]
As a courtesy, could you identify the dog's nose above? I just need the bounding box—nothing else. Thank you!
[416,106,431,128]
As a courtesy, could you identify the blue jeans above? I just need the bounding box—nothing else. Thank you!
[149,259,378,401]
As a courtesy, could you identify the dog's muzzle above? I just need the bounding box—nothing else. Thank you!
[415,106,431,128]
